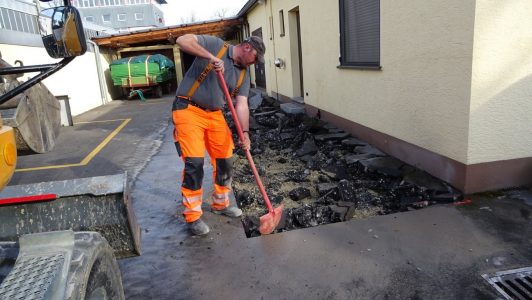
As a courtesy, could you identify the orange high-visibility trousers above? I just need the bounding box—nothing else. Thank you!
[172,100,234,223]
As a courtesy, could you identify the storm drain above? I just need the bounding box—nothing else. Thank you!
[482,266,532,300]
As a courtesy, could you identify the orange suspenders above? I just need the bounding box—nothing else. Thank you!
[184,42,247,99]
[231,68,247,98]
[186,43,228,98]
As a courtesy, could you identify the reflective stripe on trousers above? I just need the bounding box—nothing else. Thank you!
[182,193,202,223]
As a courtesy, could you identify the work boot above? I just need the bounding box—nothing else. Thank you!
[188,219,210,236]
[212,205,242,218]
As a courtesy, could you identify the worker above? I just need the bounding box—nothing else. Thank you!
[171,34,265,235]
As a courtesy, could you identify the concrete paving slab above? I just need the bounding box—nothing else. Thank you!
[119,125,531,299]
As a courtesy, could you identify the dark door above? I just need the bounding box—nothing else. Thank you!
[252,28,266,89]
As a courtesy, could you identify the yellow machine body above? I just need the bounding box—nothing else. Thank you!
[0,120,17,190]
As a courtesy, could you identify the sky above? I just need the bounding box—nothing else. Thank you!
[163,0,249,26]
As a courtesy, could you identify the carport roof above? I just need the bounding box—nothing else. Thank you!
[91,18,244,49]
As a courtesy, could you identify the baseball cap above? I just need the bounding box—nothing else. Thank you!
[244,36,265,63]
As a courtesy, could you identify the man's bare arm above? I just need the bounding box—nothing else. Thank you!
[176,34,224,72]
[235,95,251,150]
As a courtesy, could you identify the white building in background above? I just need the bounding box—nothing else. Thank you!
[72,0,167,33]
[0,0,117,116]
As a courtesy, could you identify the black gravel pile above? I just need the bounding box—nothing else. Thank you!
[226,97,462,238]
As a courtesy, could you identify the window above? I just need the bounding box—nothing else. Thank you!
[279,10,285,37]
[134,13,143,20]
[85,16,95,22]
[117,13,126,21]
[339,0,380,68]
[102,14,111,22]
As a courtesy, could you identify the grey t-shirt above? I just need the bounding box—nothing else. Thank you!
[176,35,251,110]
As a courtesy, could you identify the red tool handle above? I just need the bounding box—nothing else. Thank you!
[216,70,274,213]
[0,194,57,206]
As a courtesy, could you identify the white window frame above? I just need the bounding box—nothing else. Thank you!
[117,13,126,21]
[134,12,143,20]
[102,14,111,22]
[339,0,381,68]
[85,16,95,22]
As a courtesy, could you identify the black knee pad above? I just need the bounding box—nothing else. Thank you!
[183,157,204,191]
[215,157,233,187]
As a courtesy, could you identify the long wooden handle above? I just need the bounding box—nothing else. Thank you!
[216,70,274,213]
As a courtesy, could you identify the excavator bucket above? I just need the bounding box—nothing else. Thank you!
[0,173,141,258]
[0,57,61,154]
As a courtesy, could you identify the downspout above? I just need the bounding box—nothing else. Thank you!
[87,40,109,105]
[268,0,280,102]
[33,0,41,13]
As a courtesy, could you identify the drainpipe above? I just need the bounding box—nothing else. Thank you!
[87,40,109,105]
[33,0,41,13]
[268,0,280,102]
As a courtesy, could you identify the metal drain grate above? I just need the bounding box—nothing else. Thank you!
[482,266,532,300]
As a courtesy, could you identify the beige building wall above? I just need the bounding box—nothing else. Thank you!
[0,44,110,116]
[303,0,476,163]
[249,0,477,163]
[469,0,532,164]
[248,0,477,163]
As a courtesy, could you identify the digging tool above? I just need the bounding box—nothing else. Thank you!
[216,70,283,235]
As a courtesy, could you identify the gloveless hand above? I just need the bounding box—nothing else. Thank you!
[239,132,251,150]
[210,56,224,73]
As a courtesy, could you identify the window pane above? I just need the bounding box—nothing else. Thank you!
[25,14,33,33]
[29,14,38,34]
[279,10,285,36]
[340,0,380,66]
[7,10,15,31]
[103,14,111,22]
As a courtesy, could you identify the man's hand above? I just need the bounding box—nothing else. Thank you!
[210,56,224,73]
[239,132,251,150]
[167,33,176,45]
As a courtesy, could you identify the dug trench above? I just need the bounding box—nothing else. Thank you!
[228,96,463,238]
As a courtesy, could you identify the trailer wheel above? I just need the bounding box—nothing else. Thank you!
[121,87,129,98]
[155,85,163,98]
[164,82,174,95]
[65,232,125,300]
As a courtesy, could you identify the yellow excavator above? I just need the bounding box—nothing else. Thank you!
[0,3,139,299]
[0,117,15,190]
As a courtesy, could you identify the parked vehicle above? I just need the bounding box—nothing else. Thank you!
[110,54,175,99]
[0,3,140,299]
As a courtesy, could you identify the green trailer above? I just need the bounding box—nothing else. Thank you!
[110,54,175,99]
